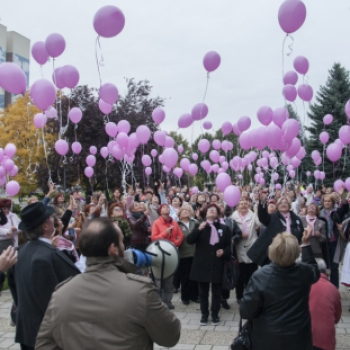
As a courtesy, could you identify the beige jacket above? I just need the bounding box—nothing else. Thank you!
[35,256,181,350]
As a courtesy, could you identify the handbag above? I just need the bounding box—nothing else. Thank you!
[231,317,252,350]
[222,254,240,290]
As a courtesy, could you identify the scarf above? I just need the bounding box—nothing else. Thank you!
[282,212,291,233]
[321,208,333,239]
[306,215,316,236]
[207,220,219,246]
[219,218,225,225]
[239,213,248,234]
[53,236,79,262]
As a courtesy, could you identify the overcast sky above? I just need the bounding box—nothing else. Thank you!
[1,0,350,143]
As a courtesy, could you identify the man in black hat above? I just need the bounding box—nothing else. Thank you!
[7,202,80,350]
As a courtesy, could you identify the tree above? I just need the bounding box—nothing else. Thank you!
[305,63,350,186]
[168,131,191,158]
[0,94,56,195]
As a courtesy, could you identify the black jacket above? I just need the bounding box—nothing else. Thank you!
[247,204,303,266]
[7,240,80,347]
[240,246,320,350]
[187,221,231,283]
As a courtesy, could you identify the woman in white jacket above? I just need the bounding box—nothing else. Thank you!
[231,197,261,302]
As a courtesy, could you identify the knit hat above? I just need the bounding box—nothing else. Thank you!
[0,198,12,209]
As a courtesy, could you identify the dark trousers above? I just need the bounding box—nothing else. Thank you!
[198,282,221,317]
[329,240,339,288]
[313,347,324,350]
[0,239,14,291]
[222,288,230,300]
[21,345,34,350]
[173,265,180,290]
[236,262,258,300]
[178,257,198,301]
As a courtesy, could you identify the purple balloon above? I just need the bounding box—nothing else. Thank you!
[145,167,152,176]
[191,103,208,121]
[100,83,119,104]
[116,132,129,148]
[105,122,118,137]
[319,172,325,180]
[339,125,350,145]
[319,131,329,145]
[142,155,152,167]
[285,138,301,158]
[326,143,342,162]
[232,123,242,136]
[180,158,190,171]
[334,179,344,192]
[154,130,166,146]
[52,67,65,89]
[273,107,289,127]
[86,155,96,167]
[55,139,69,156]
[173,167,183,178]
[297,84,313,102]
[212,139,221,150]
[69,108,82,124]
[209,150,220,163]
[117,120,131,134]
[99,99,113,114]
[136,125,151,144]
[203,51,221,72]
[30,79,56,110]
[311,150,320,161]
[283,84,297,102]
[3,159,14,172]
[192,153,198,161]
[151,149,158,157]
[278,0,307,34]
[224,185,241,208]
[165,136,175,148]
[294,56,309,75]
[84,167,94,178]
[257,106,273,126]
[100,147,109,158]
[61,65,80,89]
[8,165,18,177]
[34,113,47,128]
[163,148,178,168]
[45,106,57,119]
[283,70,298,85]
[6,181,20,197]
[90,146,97,155]
[266,123,281,150]
[221,140,230,152]
[345,178,350,192]
[239,131,251,150]
[203,121,212,130]
[152,108,165,124]
[281,119,300,141]
[237,116,251,132]
[112,145,124,160]
[93,5,125,38]
[345,100,350,119]
[216,173,232,192]
[0,62,27,95]
[306,171,311,176]
[45,33,66,58]
[198,139,210,154]
[188,164,198,176]
[323,114,333,125]
[72,142,82,154]
[222,121,233,136]
[31,41,49,65]
[177,146,183,154]
[178,113,193,128]
[4,144,16,158]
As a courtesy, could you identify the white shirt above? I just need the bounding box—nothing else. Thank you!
[38,237,52,245]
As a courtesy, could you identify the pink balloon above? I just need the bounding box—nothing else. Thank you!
[319,172,325,180]
[237,116,251,132]
[314,157,322,167]
[152,108,165,124]
[89,146,97,155]
[30,79,56,110]
[345,100,350,119]
[311,150,320,161]
[216,173,231,192]
[278,0,306,34]
[345,178,350,192]
[239,131,251,150]
[52,67,65,89]
[323,114,333,125]
[69,107,82,124]
[34,113,47,128]
[163,148,178,168]
[93,5,125,38]
[281,119,300,141]
[257,106,273,126]
[31,41,49,65]
[162,165,170,173]
[142,155,152,167]
[203,121,212,130]
[86,155,96,167]
[117,120,131,134]
[275,184,282,190]
[4,144,16,158]
[154,130,166,146]
[100,147,109,158]
[198,139,210,154]
[84,167,94,178]
[105,122,118,137]
[0,62,27,95]
[3,159,14,172]
[296,147,306,159]
[253,127,268,150]
[145,167,152,176]
[339,126,350,145]
[8,165,18,177]
[55,139,69,156]
[203,51,221,72]
[112,145,124,160]
[273,107,289,127]
[61,65,80,89]
[221,140,230,152]
[224,185,241,207]
[272,173,279,181]
[72,142,82,155]
[188,164,198,176]
[209,150,220,163]
[165,136,175,148]
[222,121,232,136]
[151,149,158,157]
[294,56,309,75]
[45,106,57,119]
[180,158,191,171]
[297,84,313,102]
[212,140,221,150]
[192,153,198,161]
[45,33,65,58]
[285,138,301,158]
[191,103,208,121]
[173,167,183,178]
[6,181,20,197]
[326,143,342,162]
[116,132,129,148]
[306,171,311,177]
[334,180,344,192]
[100,83,119,104]
[283,70,298,85]
[107,141,117,154]
[177,146,184,154]
[232,123,242,136]
[99,99,113,114]
[319,131,329,144]
[136,125,151,144]
[283,84,297,102]
[291,157,301,168]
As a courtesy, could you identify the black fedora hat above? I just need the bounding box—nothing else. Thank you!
[18,202,55,231]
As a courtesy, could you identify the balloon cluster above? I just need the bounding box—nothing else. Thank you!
[0,144,20,197]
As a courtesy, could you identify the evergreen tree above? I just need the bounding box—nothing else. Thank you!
[305,63,350,186]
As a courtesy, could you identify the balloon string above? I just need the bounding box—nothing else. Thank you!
[41,126,52,183]
[281,34,294,81]
[95,36,104,88]
[341,147,347,178]
[105,159,109,196]
[322,144,325,173]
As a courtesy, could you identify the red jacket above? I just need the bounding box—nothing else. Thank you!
[151,216,184,247]
[309,273,342,350]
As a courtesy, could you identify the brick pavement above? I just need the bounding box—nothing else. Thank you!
[0,285,348,349]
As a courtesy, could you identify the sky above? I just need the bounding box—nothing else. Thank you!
[1,0,350,143]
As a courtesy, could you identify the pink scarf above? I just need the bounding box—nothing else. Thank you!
[282,212,291,233]
[53,236,79,262]
[239,213,248,234]
[306,215,316,236]
[207,220,219,246]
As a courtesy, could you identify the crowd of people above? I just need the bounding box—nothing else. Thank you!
[0,179,347,349]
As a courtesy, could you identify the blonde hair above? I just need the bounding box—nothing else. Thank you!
[276,197,292,210]
[179,204,194,218]
[268,232,300,267]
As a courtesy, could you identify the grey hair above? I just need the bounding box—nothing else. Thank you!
[315,258,327,274]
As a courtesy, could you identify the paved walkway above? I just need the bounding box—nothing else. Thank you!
[0,285,349,349]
